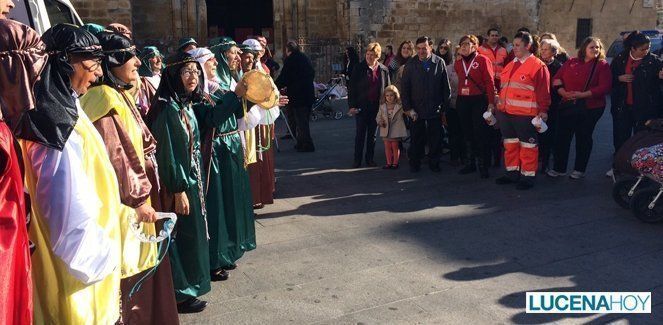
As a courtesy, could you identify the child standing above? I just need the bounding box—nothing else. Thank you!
[376,85,408,169]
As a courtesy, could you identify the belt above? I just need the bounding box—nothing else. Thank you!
[215,129,240,138]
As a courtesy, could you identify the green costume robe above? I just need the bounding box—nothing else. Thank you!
[150,100,211,302]
[195,90,256,267]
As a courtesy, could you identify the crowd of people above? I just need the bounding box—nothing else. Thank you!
[0,1,308,321]
[345,28,663,190]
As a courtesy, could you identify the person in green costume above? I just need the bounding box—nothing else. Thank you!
[188,46,257,280]
[145,52,210,314]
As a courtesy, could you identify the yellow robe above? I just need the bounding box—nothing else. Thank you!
[23,107,122,324]
[81,85,158,278]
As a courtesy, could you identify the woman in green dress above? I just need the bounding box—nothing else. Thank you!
[189,46,256,279]
[146,52,210,314]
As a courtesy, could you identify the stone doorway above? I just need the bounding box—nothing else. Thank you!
[206,0,274,44]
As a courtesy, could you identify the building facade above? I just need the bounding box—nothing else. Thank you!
[74,0,658,81]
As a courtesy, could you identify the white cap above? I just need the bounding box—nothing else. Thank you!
[242,39,263,52]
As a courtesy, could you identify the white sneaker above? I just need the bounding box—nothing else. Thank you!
[546,169,566,178]
[569,170,585,179]
[605,168,614,178]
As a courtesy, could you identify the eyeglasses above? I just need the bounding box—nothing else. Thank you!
[181,69,201,78]
[82,59,102,72]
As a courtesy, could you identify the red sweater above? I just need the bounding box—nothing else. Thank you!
[453,53,496,104]
[552,57,612,109]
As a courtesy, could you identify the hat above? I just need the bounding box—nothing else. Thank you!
[242,39,263,52]
[237,44,252,54]
[178,37,197,51]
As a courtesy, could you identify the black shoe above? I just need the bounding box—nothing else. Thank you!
[224,264,237,271]
[210,268,229,282]
[479,168,490,179]
[177,298,207,314]
[392,164,399,169]
[458,164,477,175]
[430,164,441,172]
[495,175,516,185]
[365,161,377,167]
[382,165,391,169]
[352,161,361,168]
[410,164,420,173]
[516,178,534,190]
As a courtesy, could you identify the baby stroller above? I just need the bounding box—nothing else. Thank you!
[311,77,346,121]
[612,119,663,223]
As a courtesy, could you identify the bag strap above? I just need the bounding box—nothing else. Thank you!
[582,59,598,92]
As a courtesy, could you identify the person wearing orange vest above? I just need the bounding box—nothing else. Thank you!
[478,28,508,88]
[495,31,551,190]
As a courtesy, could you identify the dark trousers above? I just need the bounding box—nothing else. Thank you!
[445,108,466,163]
[611,105,647,154]
[538,108,559,171]
[293,105,314,149]
[409,117,442,167]
[458,95,491,168]
[553,107,604,173]
[354,103,378,163]
[284,105,297,138]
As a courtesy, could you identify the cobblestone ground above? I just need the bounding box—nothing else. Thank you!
[181,111,663,324]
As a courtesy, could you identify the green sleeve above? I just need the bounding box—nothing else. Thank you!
[210,91,241,126]
[152,103,191,193]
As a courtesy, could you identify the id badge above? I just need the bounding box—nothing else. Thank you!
[461,87,470,96]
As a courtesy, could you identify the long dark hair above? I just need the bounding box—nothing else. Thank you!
[437,38,452,65]
[623,31,650,53]
[395,40,414,66]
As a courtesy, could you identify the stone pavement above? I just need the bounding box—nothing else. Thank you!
[181,112,663,324]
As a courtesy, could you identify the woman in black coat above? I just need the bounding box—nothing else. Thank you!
[610,31,663,154]
[348,42,391,167]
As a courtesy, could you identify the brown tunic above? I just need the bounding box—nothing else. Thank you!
[248,124,275,206]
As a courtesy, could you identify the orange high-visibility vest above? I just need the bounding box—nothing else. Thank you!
[498,56,546,117]
[478,45,508,77]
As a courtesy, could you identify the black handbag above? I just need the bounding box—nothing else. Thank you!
[558,59,598,115]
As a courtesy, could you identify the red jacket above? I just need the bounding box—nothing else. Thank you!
[552,57,612,109]
[454,53,496,104]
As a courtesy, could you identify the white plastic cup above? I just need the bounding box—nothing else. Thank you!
[483,111,497,126]
[532,116,548,133]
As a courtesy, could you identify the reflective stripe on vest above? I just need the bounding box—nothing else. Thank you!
[499,56,543,116]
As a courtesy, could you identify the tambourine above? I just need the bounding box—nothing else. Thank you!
[241,70,279,109]
[129,212,177,243]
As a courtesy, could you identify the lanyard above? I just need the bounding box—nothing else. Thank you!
[462,56,476,86]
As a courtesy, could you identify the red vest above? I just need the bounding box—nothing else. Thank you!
[498,56,546,116]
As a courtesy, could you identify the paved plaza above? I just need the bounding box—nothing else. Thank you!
[182,112,663,324]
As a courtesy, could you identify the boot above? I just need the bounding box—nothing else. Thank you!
[459,158,476,174]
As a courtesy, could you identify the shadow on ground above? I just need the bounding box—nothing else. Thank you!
[268,115,663,323]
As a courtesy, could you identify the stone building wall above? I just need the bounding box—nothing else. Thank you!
[71,0,133,28]
[71,0,659,80]
[72,0,207,51]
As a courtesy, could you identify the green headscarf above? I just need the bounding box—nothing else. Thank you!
[138,46,163,77]
[82,23,105,36]
[209,36,241,90]
[177,37,197,52]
